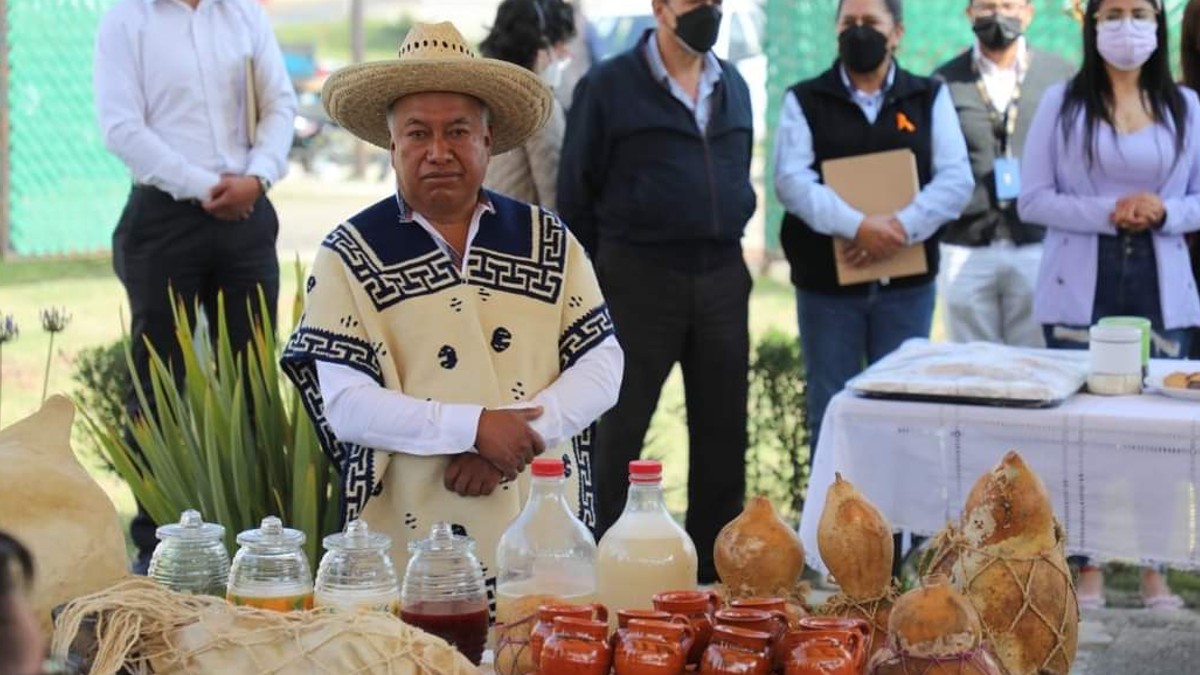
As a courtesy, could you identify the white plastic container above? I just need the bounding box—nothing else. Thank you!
[1088,325,1142,396]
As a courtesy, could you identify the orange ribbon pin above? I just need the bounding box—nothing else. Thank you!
[897,112,916,133]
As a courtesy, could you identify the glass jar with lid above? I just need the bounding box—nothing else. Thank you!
[227,516,313,612]
[314,519,400,614]
[148,509,229,597]
[399,521,489,665]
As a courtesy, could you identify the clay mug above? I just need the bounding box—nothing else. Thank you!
[539,616,612,675]
[653,589,723,666]
[795,617,868,671]
[714,608,789,672]
[614,618,694,675]
[730,597,801,629]
[530,602,609,669]
[699,625,772,675]
[781,635,856,675]
[612,609,691,655]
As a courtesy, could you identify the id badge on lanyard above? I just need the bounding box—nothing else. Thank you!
[994,156,1021,201]
[975,58,1024,203]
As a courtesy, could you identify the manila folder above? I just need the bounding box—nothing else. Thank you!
[821,148,927,286]
[245,56,258,146]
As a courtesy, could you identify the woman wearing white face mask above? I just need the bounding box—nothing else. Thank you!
[481,0,576,211]
[1019,0,1200,611]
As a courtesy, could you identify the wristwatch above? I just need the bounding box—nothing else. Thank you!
[253,175,272,195]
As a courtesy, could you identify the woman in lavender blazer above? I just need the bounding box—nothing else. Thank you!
[1018,0,1196,611]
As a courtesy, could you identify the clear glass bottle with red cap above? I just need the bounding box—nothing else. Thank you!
[495,457,599,627]
[596,460,698,621]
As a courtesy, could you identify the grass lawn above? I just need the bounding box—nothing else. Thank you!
[275,18,416,66]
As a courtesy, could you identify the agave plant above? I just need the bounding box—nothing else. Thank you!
[81,266,340,567]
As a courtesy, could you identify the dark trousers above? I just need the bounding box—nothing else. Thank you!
[593,245,751,584]
[114,185,280,560]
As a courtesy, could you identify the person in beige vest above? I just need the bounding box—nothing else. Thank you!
[282,22,623,612]
[481,0,576,210]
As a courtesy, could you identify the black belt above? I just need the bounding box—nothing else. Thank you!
[132,183,203,206]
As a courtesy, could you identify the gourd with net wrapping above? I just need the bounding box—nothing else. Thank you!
[816,473,898,657]
[923,452,1078,675]
[867,573,1003,675]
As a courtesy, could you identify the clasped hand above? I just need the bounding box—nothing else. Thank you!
[203,174,261,221]
[843,214,907,267]
[1111,192,1165,233]
[443,407,546,497]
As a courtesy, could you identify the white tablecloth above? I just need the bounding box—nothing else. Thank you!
[798,361,1200,572]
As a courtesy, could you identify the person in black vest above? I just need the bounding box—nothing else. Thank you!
[934,1,1075,348]
[558,0,756,584]
[774,0,973,455]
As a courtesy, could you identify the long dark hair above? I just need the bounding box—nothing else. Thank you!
[1182,0,1200,90]
[1061,0,1186,167]
[480,0,577,72]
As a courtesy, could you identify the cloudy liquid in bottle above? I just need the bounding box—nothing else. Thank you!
[595,461,697,629]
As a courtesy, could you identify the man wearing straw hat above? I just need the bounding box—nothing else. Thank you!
[281,22,623,604]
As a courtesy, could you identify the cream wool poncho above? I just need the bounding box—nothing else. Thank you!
[282,190,613,612]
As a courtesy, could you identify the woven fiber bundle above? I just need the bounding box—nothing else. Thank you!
[51,579,477,675]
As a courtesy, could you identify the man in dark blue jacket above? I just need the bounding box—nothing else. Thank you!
[558,0,756,584]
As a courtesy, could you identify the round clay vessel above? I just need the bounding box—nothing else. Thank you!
[700,625,772,675]
[653,589,722,666]
[530,603,608,669]
[613,609,690,655]
[796,617,869,671]
[614,618,693,675]
[783,635,857,675]
[732,596,806,630]
[540,616,612,675]
[715,608,789,671]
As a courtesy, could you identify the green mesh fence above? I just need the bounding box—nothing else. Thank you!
[763,0,1189,250]
[5,0,126,257]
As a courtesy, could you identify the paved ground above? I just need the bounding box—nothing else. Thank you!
[1073,608,1200,674]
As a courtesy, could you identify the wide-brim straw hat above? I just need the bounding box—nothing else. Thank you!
[321,21,552,155]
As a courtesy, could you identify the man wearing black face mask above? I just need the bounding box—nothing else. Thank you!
[558,0,755,584]
[933,1,1073,348]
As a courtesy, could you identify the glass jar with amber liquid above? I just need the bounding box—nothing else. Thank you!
[227,516,313,612]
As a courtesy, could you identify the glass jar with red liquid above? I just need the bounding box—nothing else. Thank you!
[399,522,489,665]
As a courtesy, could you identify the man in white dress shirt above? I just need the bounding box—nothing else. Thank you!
[93,0,297,572]
[281,22,622,601]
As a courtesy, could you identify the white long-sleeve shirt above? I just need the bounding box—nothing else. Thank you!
[973,37,1028,114]
[94,0,297,201]
[316,195,624,456]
